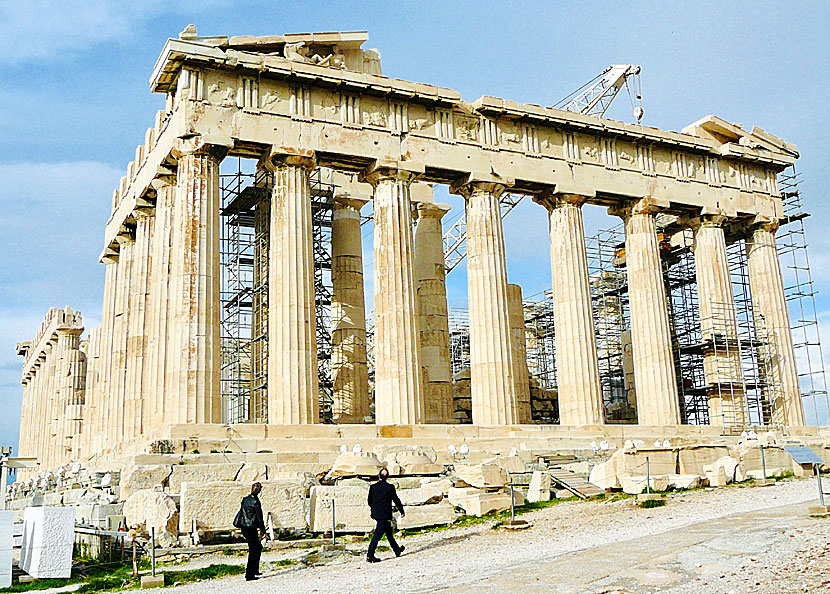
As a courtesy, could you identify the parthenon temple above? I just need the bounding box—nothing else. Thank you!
[14,28,824,478]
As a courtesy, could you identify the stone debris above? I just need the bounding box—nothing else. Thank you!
[119,464,172,499]
[179,480,306,533]
[453,463,508,489]
[448,488,512,517]
[168,463,243,494]
[526,470,551,503]
[325,452,383,479]
[397,502,458,529]
[309,485,373,533]
[123,490,179,547]
[483,455,527,474]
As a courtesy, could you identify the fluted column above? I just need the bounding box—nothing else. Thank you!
[109,235,133,449]
[414,201,454,424]
[691,215,746,427]
[331,194,370,423]
[507,284,532,423]
[144,182,174,435]
[44,342,58,469]
[57,326,85,461]
[362,161,424,425]
[88,259,117,456]
[264,153,319,424]
[451,179,516,425]
[540,193,604,425]
[31,357,45,467]
[251,174,271,423]
[745,220,804,426]
[125,211,154,439]
[616,199,681,426]
[168,145,223,425]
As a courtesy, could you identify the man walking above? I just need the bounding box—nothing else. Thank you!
[233,482,267,580]
[366,467,405,562]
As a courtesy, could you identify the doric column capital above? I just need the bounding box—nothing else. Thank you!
[608,196,670,221]
[534,189,588,211]
[55,326,84,338]
[414,202,451,221]
[173,135,231,160]
[259,147,317,172]
[686,212,728,232]
[333,194,368,213]
[449,171,511,199]
[360,159,424,187]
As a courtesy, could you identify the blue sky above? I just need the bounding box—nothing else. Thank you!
[2,1,830,454]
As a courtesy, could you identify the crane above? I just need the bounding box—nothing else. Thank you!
[442,65,643,274]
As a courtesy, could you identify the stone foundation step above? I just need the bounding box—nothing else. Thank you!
[538,454,578,466]
[547,468,603,499]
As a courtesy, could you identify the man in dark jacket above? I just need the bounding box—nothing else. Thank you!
[366,467,405,562]
[233,482,267,580]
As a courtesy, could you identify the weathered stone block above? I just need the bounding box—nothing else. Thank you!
[0,511,12,588]
[447,488,511,516]
[483,455,526,474]
[453,463,508,488]
[179,480,305,532]
[120,465,173,499]
[588,456,620,490]
[678,446,730,475]
[236,462,268,484]
[397,485,444,506]
[325,452,382,479]
[309,485,373,533]
[169,463,242,493]
[666,474,702,490]
[396,502,457,529]
[620,474,670,495]
[20,507,75,578]
[526,470,550,503]
[123,490,178,547]
[396,451,443,475]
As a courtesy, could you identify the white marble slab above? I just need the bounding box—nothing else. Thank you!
[20,507,75,578]
[0,510,13,588]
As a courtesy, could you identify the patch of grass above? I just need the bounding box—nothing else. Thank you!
[1,560,139,593]
[271,559,298,568]
[221,547,245,557]
[638,498,667,509]
[163,563,245,586]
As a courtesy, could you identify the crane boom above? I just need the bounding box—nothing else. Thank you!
[442,65,643,273]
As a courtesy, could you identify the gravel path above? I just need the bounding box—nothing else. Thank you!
[135,478,825,594]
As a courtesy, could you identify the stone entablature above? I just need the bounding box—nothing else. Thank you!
[102,35,796,258]
[19,307,84,380]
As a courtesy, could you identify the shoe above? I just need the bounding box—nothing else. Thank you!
[367,556,381,563]
[246,576,259,581]
[395,545,405,558]
[255,572,262,575]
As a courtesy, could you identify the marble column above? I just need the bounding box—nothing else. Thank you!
[109,235,133,449]
[507,284,532,423]
[144,182,174,434]
[451,179,516,425]
[265,154,319,424]
[414,202,454,424]
[541,193,604,426]
[44,343,58,469]
[691,215,746,428]
[88,259,117,456]
[31,357,45,467]
[331,194,370,423]
[362,162,424,425]
[617,199,681,426]
[168,146,222,425]
[57,327,84,460]
[125,211,154,439]
[745,220,804,426]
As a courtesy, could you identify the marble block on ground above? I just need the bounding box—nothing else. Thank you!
[20,507,76,578]
[0,510,13,588]
[309,485,374,533]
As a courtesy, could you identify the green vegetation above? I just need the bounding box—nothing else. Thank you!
[271,558,299,568]
[0,562,246,593]
[637,498,667,509]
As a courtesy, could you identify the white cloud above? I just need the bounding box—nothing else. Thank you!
[0,0,220,65]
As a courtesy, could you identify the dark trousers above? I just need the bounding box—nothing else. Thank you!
[367,519,400,557]
[241,526,262,578]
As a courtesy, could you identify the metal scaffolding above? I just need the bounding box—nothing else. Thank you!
[777,166,829,426]
[219,161,338,424]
